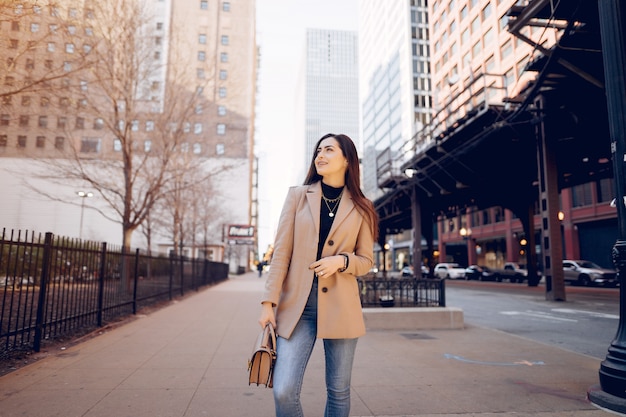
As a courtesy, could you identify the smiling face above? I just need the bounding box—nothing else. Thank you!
[315,136,348,186]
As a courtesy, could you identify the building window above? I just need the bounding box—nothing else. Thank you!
[0,135,7,147]
[10,39,18,49]
[218,105,226,116]
[80,137,101,153]
[216,143,225,154]
[19,115,29,127]
[146,120,154,131]
[221,35,229,45]
[0,114,9,126]
[193,143,201,154]
[49,24,58,33]
[217,124,226,135]
[144,140,152,152]
[94,118,104,129]
[200,0,208,9]
[76,117,85,129]
[31,23,39,32]
[17,135,27,148]
[597,178,613,203]
[195,105,203,114]
[223,2,230,11]
[38,116,48,128]
[219,87,226,98]
[11,21,19,30]
[156,22,163,30]
[198,51,206,61]
[21,96,31,106]
[194,123,202,134]
[83,44,92,53]
[113,138,122,151]
[197,68,205,79]
[220,52,228,62]
[63,61,71,72]
[66,43,74,53]
[501,40,512,60]
[199,34,207,44]
[80,80,88,91]
[67,25,76,35]
[131,120,139,131]
[57,117,67,128]
[85,27,93,36]
[219,69,227,80]
[36,136,45,148]
[572,182,594,207]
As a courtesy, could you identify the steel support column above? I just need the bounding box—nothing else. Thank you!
[534,94,566,301]
[411,185,423,278]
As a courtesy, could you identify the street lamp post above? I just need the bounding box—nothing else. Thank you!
[588,0,626,412]
[76,191,93,239]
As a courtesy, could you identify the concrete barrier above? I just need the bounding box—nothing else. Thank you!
[363,307,464,330]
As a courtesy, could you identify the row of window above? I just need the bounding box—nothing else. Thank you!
[200,1,231,11]
[1,113,228,133]
[12,3,95,19]
[0,134,228,155]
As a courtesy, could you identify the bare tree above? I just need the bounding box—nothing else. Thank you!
[25,1,218,252]
[0,1,96,104]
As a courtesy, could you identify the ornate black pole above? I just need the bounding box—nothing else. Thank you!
[588,0,626,412]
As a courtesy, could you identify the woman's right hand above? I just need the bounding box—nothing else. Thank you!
[258,301,276,329]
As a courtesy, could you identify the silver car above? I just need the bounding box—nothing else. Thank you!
[562,260,618,287]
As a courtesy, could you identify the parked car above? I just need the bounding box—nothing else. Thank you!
[562,260,618,287]
[401,264,430,277]
[464,265,496,281]
[434,263,466,279]
[493,262,528,283]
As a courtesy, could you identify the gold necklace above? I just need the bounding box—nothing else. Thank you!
[322,189,343,218]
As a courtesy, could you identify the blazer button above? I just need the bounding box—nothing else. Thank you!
[321,287,328,293]
[328,240,334,246]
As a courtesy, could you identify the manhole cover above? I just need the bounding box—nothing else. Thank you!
[401,333,435,340]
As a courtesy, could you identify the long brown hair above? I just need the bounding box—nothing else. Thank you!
[304,133,379,240]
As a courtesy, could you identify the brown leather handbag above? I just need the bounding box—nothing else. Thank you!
[248,324,277,387]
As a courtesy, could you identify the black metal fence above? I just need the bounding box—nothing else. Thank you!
[358,276,446,308]
[0,229,228,358]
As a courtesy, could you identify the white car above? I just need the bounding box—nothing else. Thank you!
[562,260,618,287]
[434,263,466,279]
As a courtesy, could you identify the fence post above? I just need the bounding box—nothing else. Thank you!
[97,242,107,327]
[439,279,446,307]
[132,248,139,314]
[33,232,53,352]
[169,253,174,300]
[179,255,184,296]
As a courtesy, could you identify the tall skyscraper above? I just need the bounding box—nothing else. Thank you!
[359,0,432,201]
[301,29,359,171]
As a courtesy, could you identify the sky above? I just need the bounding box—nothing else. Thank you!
[254,0,359,256]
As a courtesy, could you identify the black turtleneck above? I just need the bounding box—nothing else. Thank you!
[317,182,344,260]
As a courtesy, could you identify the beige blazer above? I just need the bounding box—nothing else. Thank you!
[262,182,375,339]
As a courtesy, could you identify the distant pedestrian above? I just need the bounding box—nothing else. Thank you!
[258,133,379,417]
[257,261,264,277]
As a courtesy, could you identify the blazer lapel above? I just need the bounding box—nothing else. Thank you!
[305,182,321,235]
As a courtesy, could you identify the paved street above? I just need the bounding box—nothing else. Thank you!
[0,272,617,417]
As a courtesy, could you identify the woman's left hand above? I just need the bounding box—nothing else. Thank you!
[309,255,344,278]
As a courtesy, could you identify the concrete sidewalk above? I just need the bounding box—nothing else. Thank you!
[0,271,613,417]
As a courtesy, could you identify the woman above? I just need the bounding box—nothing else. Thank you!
[258,133,379,417]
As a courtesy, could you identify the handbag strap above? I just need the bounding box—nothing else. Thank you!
[263,324,277,356]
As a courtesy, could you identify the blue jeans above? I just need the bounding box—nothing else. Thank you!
[272,279,358,417]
